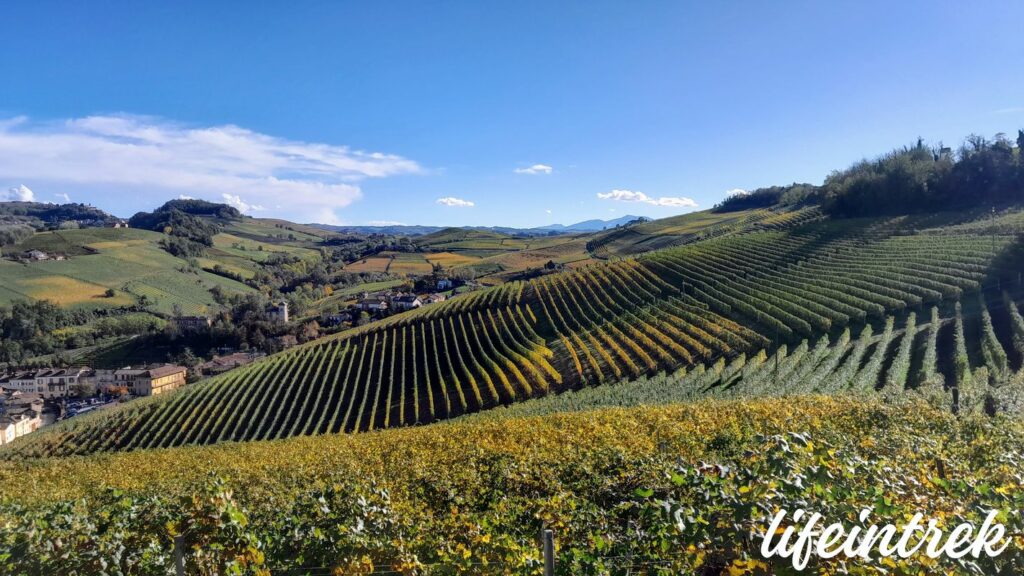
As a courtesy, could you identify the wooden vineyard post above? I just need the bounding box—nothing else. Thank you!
[542,528,555,576]
[174,534,185,576]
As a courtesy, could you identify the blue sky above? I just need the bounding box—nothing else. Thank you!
[1,1,1023,227]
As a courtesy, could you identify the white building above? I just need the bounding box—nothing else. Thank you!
[0,367,94,398]
[0,411,42,445]
[391,295,423,311]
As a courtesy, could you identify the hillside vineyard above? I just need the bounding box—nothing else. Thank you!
[9,217,1019,457]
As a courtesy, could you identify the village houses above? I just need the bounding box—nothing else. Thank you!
[0,367,95,398]
[0,391,43,445]
[95,366,187,396]
[0,365,188,399]
[0,411,41,445]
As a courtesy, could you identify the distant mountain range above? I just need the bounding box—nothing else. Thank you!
[311,215,648,236]
[532,214,648,232]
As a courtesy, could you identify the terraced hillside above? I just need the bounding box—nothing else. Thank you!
[473,296,1024,421]
[6,211,1023,457]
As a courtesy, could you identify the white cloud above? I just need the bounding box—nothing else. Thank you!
[545,209,552,214]
[436,196,475,207]
[367,220,406,226]
[596,189,698,208]
[725,188,748,197]
[177,195,195,200]
[0,114,421,222]
[514,164,553,175]
[55,192,71,203]
[4,184,34,201]
[221,193,265,213]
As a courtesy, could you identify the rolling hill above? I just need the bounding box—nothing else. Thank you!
[7,206,1024,458]
[0,210,328,315]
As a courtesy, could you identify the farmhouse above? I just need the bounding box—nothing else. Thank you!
[436,278,454,290]
[199,352,262,376]
[391,294,422,311]
[425,293,447,304]
[23,249,49,261]
[357,297,389,312]
[322,311,353,326]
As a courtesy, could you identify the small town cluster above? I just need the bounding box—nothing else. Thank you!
[0,365,189,444]
[0,347,275,446]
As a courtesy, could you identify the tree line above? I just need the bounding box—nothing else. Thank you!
[715,130,1024,216]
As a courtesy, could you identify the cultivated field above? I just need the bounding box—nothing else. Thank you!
[343,256,393,273]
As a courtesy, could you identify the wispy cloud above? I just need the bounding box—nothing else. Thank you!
[4,184,34,202]
[55,192,71,203]
[993,106,1024,115]
[436,196,475,207]
[597,189,697,208]
[366,220,406,226]
[725,188,748,197]
[514,164,553,175]
[0,114,421,222]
